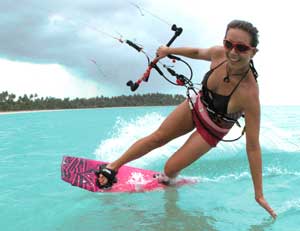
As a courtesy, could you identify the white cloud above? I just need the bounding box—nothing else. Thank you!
[0,58,110,98]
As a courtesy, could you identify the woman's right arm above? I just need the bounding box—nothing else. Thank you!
[156,46,219,61]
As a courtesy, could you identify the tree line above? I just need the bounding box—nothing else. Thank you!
[0,91,186,112]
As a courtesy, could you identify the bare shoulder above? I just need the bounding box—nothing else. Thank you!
[196,45,224,61]
[210,46,225,59]
[209,46,226,67]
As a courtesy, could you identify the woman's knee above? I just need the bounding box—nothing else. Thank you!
[149,130,170,148]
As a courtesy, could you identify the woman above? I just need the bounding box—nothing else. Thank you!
[98,20,277,219]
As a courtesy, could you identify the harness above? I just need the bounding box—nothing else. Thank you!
[187,89,246,143]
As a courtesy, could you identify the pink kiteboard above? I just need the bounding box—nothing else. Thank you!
[61,156,196,193]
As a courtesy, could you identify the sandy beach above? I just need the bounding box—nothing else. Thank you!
[0,109,68,115]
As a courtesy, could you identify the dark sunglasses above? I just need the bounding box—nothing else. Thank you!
[223,39,254,53]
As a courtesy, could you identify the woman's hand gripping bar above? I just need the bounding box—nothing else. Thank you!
[127,24,183,91]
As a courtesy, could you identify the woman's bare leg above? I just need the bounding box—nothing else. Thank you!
[164,130,212,178]
[98,100,194,185]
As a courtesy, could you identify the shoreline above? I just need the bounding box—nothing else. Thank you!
[0,105,176,115]
[0,109,69,115]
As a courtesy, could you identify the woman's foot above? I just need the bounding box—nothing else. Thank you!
[96,164,118,189]
[153,173,177,185]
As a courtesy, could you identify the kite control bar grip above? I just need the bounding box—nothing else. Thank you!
[126,40,143,52]
[167,54,181,61]
[127,24,183,91]
[126,80,139,91]
[166,24,183,46]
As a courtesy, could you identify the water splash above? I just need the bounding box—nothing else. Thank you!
[265,166,300,177]
[94,110,300,170]
[277,198,300,215]
[183,166,300,184]
[94,112,191,168]
[261,109,300,153]
[200,172,250,183]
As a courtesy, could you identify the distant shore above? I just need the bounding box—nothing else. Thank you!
[0,92,186,113]
[0,105,175,115]
[0,109,67,115]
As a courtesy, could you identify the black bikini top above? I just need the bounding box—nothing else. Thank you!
[201,60,249,122]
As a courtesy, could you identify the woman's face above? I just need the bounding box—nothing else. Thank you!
[224,28,256,68]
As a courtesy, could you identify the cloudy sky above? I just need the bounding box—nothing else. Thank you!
[1,0,299,105]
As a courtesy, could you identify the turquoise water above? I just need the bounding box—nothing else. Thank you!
[0,106,299,231]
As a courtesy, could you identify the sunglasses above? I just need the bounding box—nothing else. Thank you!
[223,39,254,53]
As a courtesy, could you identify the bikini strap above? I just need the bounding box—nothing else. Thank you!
[202,60,227,86]
[250,59,258,81]
[228,68,250,97]
[211,60,227,71]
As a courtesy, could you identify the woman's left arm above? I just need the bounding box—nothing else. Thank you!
[244,91,277,219]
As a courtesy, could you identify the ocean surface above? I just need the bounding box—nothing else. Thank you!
[0,106,299,231]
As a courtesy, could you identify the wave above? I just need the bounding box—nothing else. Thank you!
[94,112,191,167]
[181,166,300,185]
[94,111,300,167]
[265,166,300,177]
[199,172,250,183]
[277,198,300,215]
[261,121,300,153]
